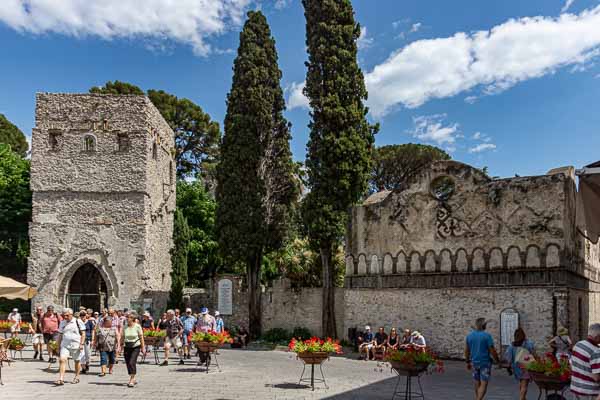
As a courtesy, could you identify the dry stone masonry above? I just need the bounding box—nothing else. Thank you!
[28,93,176,312]
[345,160,600,357]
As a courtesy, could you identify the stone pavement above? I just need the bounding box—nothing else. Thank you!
[1,347,573,399]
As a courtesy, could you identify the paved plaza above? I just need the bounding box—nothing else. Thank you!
[1,347,572,400]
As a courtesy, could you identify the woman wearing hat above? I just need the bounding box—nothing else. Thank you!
[195,308,216,366]
[549,327,572,360]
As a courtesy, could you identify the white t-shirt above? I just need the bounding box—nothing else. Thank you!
[58,318,85,349]
[8,312,21,325]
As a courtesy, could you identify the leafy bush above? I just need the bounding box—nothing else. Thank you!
[261,328,291,343]
[291,327,312,340]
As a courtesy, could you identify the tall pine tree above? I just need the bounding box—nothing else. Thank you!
[302,0,378,337]
[216,11,297,338]
[168,209,191,310]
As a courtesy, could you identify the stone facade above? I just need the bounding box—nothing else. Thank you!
[28,93,176,311]
[344,160,600,357]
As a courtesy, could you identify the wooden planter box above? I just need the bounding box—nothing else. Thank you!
[389,361,430,376]
[8,344,24,351]
[528,371,570,391]
[196,342,220,353]
[297,351,329,365]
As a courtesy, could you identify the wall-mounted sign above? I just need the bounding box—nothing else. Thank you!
[500,308,519,346]
[218,279,233,315]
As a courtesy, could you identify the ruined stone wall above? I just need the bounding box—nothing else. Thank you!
[29,93,175,310]
[344,287,555,358]
[346,161,571,277]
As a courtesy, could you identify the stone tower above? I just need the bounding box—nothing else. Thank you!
[28,93,176,312]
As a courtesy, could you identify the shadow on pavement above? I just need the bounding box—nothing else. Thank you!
[266,382,311,390]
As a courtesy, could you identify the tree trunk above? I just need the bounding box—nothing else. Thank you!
[247,250,263,340]
[321,244,337,338]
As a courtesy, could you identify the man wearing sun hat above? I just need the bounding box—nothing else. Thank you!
[195,307,216,366]
[180,308,197,360]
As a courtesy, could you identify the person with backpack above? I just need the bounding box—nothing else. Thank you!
[92,317,118,376]
[505,328,536,400]
[549,327,573,360]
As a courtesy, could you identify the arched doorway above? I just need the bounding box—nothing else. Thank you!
[66,263,108,311]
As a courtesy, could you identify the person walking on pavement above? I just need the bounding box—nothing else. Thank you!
[465,318,500,400]
[41,305,62,363]
[180,308,197,360]
[160,310,183,366]
[54,308,85,385]
[121,312,145,387]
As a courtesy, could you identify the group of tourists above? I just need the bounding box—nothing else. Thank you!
[465,317,578,400]
[11,304,226,388]
[357,325,426,360]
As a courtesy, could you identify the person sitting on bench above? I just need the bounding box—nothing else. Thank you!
[358,326,375,360]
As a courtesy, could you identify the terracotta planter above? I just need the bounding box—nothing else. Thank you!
[196,341,220,353]
[143,336,162,346]
[389,361,430,376]
[297,351,329,365]
[0,328,10,333]
[9,344,24,351]
[528,371,570,391]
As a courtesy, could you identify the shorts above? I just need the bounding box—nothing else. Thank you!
[472,364,492,382]
[32,334,44,345]
[10,325,20,333]
[59,346,81,361]
[164,336,182,349]
[182,331,191,346]
[100,351,116,366]
[43,332,59,344]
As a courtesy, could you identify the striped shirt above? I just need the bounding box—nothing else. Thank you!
[570,339,600,396]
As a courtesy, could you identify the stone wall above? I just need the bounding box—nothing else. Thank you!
[29,93,175,310]
[344,287,555,358]
[184,277,344,337]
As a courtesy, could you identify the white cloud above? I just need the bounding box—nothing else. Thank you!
[0,0,251,56]
[410,22,422,33]
[365,6,600,117]
[286,81,309,110]
[562,0,576,13]
[464,95,478,104]
[407,114,460,145]
[358,26,374,50]
[274,0,290,10]
[469,143,497,153]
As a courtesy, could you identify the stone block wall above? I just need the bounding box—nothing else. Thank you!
[29,93,175,310]
[344,287,555,358]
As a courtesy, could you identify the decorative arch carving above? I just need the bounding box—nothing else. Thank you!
[56,255,117,305]
[507,246,523,269]
[489,247,504,270]
[472,248,486,272]
[455,248,469,272]
[440,249,453,272]
[395,251,407,273]
[525,245,541,268]
[383,253,394,275]
[409,251,422,273]
[424,250,437,272]
[545,244,561,268]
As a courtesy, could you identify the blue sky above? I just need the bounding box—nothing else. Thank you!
[0,0,599,178]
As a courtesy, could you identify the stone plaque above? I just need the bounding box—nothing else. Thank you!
[218,279,233,315]
[500,308,519,346]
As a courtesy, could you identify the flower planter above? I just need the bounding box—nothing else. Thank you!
[196,341,220,353]
[144,336,161,346]
[8,344,24,351]
[297,351,329,365]
[528,371,570,391]
[389,361,430,376]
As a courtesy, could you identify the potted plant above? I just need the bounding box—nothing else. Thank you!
[385,347,444,376]
[525,353,570,391]
[288,337,342,364]
[192,331,232,353]
[0,321,11,333]
[142,329,166,346]
[8,337,25,351]
[20,322,31,333]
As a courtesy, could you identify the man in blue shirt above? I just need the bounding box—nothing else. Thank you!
[180,308,197,361]
[359,326,375,360]
[465,318,500,400]
[214,311,224,333]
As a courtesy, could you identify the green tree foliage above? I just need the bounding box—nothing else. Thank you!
[0,114,28,158]
[302,0,378,338]
[0,144,31,277]
[168,209,191,310]
[216,11,297,338]
[90,82,220,180]
[370,144,450,193]
[90,80,144,95]
[176,180,221,286]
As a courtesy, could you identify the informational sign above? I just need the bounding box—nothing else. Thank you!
[217,279,233,315]
[500,308,519,346]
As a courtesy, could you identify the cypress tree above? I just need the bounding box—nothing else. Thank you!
[168,209,191,310]
[302,0,378,337]
[216,11,297,338]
